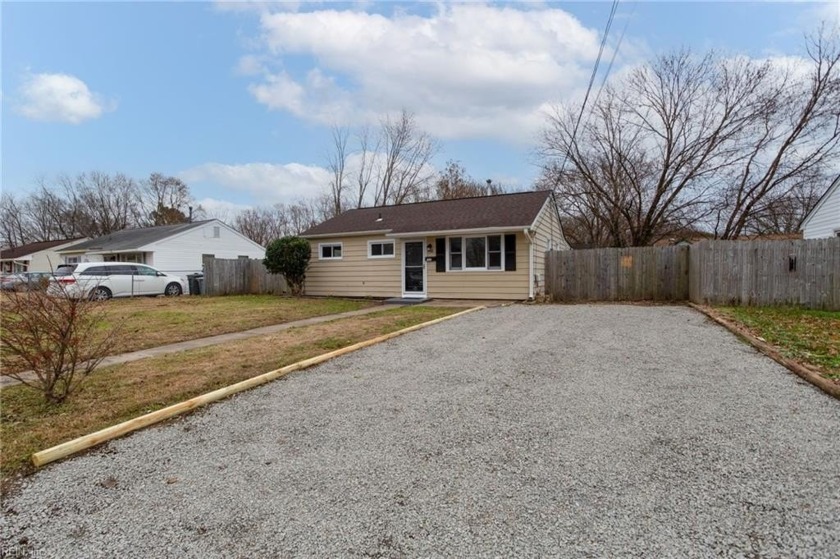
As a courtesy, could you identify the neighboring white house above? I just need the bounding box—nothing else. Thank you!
[58,220,265,280]
[801,176,840,239]
[0,238,87,273]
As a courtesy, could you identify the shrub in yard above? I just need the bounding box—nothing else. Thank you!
[0,288,121,404]
[263,236,311,296]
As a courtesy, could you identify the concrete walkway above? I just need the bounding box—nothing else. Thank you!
[0,304,402,388]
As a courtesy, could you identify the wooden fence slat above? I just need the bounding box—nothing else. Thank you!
[202,257,288,296]
[546,238,840,310]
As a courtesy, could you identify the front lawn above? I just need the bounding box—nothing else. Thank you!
[1,295,375,374]
[0,305,469,485]
[716,306,840,381]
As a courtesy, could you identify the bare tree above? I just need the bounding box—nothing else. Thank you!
[714,29,840,238]
[352,125,379,208]
[286,200,320,235]
[143,173,193,225]
[375,110,438,205]
[434,160,504,200]
[234,204,290,246]
[0,194,28,248]
[325,125,350,217]
[73,172,144,236]
[540,28,840,246]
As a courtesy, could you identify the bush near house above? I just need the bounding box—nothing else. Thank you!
[264,236,311,296]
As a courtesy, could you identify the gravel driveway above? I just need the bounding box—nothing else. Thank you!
[2,305,839,557]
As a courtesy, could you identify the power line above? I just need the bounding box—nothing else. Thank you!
[557,0,621,176]
[592,1,636,111]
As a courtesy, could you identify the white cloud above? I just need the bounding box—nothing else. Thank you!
[180,162,330,203]
[240,4,622,142]
[235,54,267,76]
[193,197,254,222]
[17,73,114,124]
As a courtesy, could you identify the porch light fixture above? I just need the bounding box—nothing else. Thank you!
[426,243,433,253]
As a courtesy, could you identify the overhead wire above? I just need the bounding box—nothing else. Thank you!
[591,1,636,112]
[556,0,621,176]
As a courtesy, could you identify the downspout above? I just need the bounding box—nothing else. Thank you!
[523,228,535,300]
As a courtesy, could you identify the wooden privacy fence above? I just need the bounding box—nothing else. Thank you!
[202,257,287,296]
[546,238,840,309]
[545,246,690,302]
[689,238,839,309]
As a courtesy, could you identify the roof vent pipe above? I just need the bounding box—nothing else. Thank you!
[375,213,383,222]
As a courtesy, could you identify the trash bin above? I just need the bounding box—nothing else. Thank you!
[187,273,203,295]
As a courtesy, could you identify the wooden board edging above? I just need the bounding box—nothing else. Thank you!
[688,303,840,401]
[31,306,486,468]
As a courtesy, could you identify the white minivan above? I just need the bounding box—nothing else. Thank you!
[50,262,186,300]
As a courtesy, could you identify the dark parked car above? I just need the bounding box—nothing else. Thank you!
[0,272,53,291]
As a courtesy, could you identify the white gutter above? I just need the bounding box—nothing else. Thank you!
[387,226,527,238]
[523,228,535,299]
[302,230,392,239]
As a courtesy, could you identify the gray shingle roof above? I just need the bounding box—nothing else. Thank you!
[301,191,553,237]
[59,221,209,252]
[0,238,86,260]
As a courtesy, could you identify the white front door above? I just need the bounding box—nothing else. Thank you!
[402,240,426,298]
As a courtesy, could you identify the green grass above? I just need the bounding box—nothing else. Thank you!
[2,295,375,374]
[717,306,840,379]
[0,305,470,486]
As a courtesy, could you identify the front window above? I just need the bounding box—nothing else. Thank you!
[368,241,395,258]
[487,235,502,270]
[319,243,343,260]
[465,237,486,268]
[449,235,503,271]
[449,238,463,270]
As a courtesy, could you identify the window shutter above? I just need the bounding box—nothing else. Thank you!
[435,238,446,273]
[504,234,516,271]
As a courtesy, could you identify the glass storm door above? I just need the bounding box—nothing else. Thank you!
[403,241,425,297]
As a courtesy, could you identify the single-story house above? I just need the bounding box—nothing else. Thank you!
[300,190,569,300]
[801,175,840,239]
[58,220,265,281]
[0,238,87,274]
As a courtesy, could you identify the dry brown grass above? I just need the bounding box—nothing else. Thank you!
[1,295,374,374]
[0,305,468,486]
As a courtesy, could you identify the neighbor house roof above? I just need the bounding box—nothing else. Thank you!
[60,221,209,253]
[0,238,86,261]
[301,191,554,237]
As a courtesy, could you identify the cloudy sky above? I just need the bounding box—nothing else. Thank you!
[3,1,838,215]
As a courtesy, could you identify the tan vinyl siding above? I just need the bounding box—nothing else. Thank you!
[531,202,568,296]
[427,232,530,300]
[305,235,402,298]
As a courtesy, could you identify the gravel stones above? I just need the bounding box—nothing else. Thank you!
[2,305,838,557]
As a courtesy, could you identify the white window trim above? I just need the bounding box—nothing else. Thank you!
[318,242,343,260]
[446,234,504,272]
[367,240,396,259]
